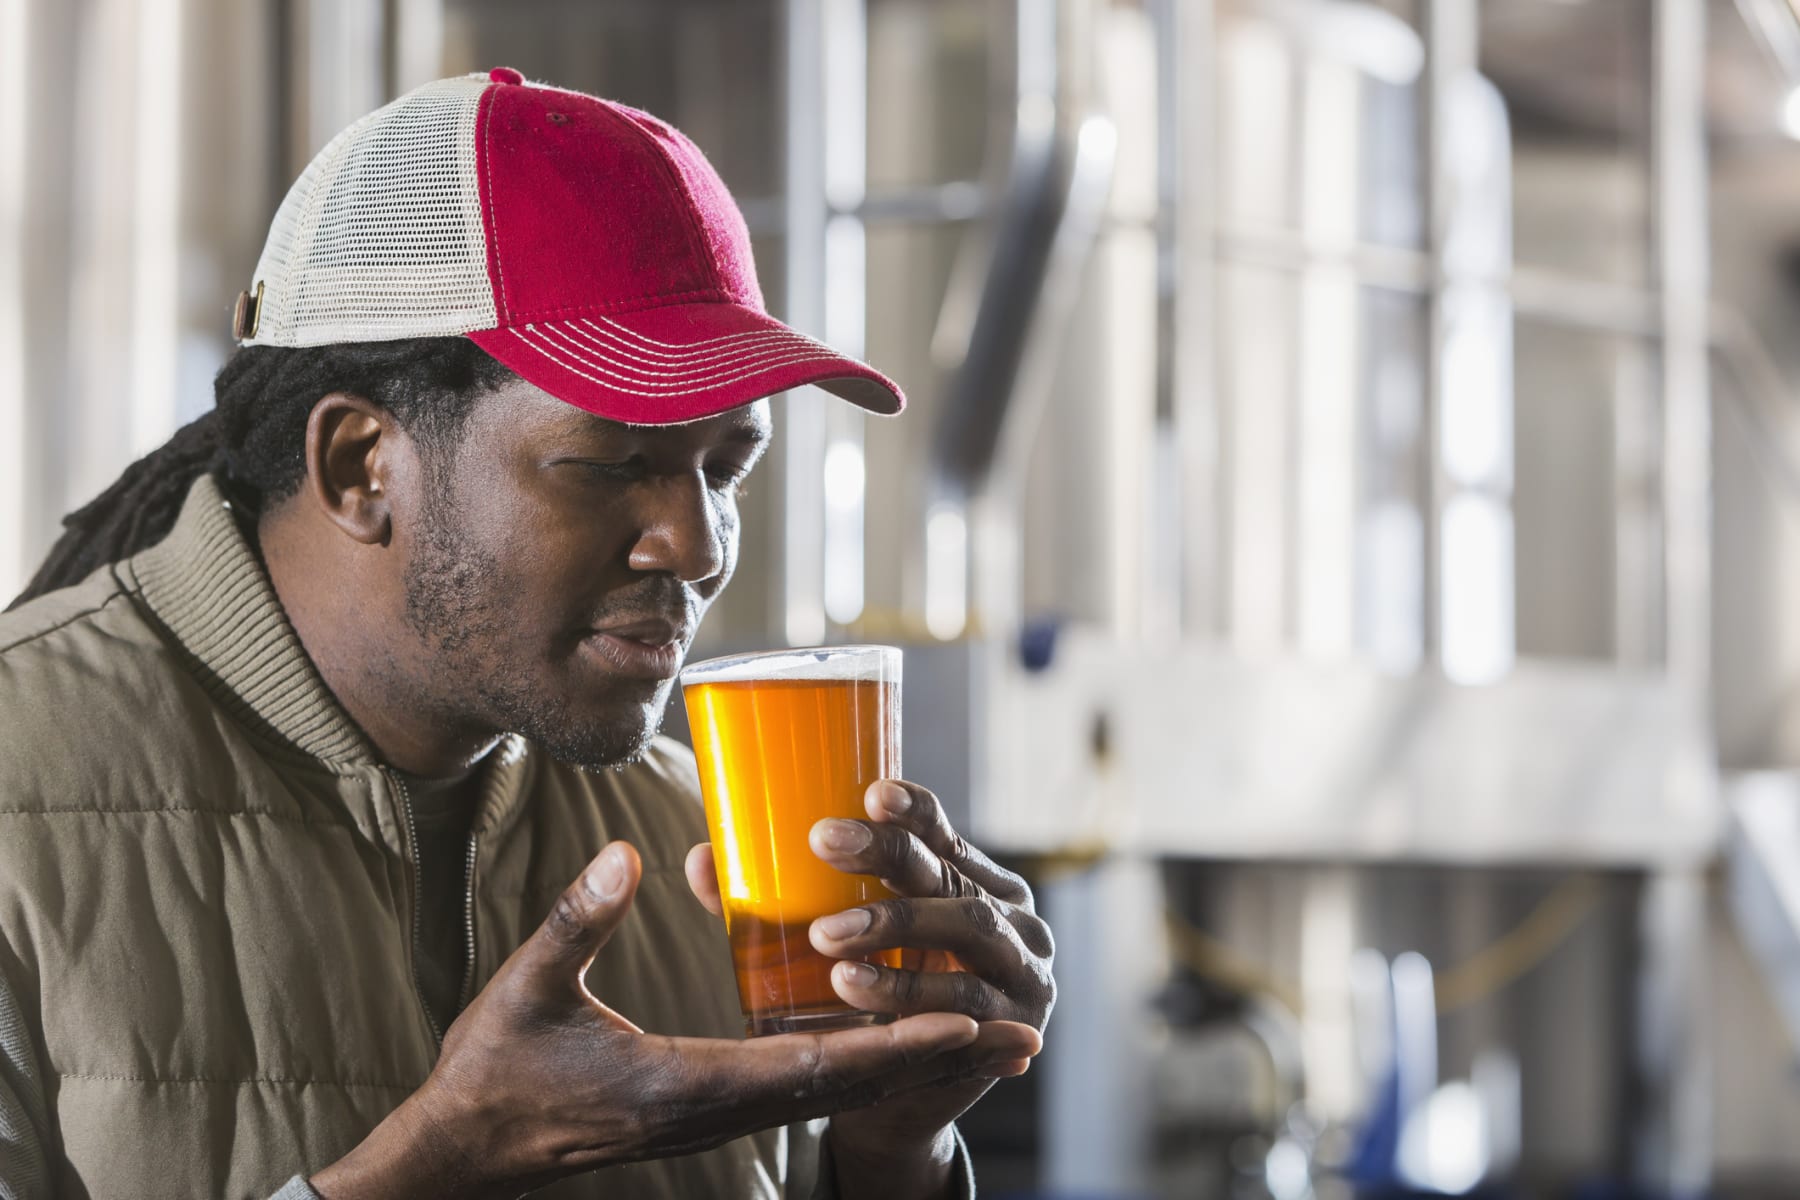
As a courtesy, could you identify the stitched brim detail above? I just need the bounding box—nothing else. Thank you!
[468,302,904,425]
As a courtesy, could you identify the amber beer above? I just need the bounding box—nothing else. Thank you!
[681,646,902,1037]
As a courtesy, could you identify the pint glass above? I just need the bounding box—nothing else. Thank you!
[680,645,902,1037]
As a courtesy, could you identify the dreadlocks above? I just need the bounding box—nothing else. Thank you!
[10,337,513,609]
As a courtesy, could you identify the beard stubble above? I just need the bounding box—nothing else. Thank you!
[399,493,670,772]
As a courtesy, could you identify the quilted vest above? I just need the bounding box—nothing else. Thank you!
[0,476,821,1199]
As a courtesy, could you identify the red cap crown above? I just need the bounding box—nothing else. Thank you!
[240,69,903,425]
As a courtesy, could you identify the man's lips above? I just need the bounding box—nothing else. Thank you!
[581,618,690,681]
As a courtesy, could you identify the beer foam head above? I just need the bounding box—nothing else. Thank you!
[680,644,902,687]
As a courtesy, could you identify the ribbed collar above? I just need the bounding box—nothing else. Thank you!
[124,474,378,768]
[124,475,541,848]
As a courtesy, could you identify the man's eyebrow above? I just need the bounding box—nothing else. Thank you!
[717,423,773,448]
[573,413,770,446]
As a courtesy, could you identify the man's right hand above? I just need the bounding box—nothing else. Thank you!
[308,841,1041,1200]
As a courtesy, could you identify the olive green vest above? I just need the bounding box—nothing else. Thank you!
[0,476,818,1199]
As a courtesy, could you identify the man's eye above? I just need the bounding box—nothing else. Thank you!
[577,457,646,481]
[705,466,750,496]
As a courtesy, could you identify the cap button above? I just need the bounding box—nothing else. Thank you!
[488,67,525,85]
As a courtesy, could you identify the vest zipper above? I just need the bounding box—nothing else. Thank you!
[458,833,479,1008]
[387,771,444,1046]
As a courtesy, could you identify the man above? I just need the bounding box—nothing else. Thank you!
[0,69,1053,1199]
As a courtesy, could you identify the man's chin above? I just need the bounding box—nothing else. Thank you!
[515,697,668,774]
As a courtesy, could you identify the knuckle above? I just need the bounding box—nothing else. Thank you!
[886,1027,933,1072]
[795,1037,849,1101]
[542,891,591,945]
[869,898,917,937]
[996,960,1056,1027]
[930,852,961,898]
[868,823,913,870]
[953,970,996,1018]
[794,1039,828,1098]
[893,967,929,1010]
[966,896,1007,941]
[1016,911,1055,960]
[910,785,947,828]
[1042,971,1059,1023]
[943,861,981,901]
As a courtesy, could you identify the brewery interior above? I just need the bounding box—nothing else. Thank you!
[16,0,1800,1196]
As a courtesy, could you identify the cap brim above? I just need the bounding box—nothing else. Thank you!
[467,302,904,425]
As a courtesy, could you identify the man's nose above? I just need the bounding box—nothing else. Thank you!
[626,475,726,583]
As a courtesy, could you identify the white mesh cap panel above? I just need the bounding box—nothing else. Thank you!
[247,75,497,346]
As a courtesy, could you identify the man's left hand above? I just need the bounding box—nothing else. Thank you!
[685,779,1055,1195]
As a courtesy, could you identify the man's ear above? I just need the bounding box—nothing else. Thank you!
[303,392,396,546]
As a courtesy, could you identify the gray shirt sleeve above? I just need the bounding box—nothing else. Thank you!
[809,1121,977,1199]
[948,1126,977,1199]
[276,1122,979,1200]
[0,966,51,1200]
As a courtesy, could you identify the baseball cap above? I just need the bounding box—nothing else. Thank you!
[232,67,904,425]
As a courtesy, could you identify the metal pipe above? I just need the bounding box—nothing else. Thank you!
[928,0,1066,501]
[1212,223,1666,338]
[1421,0,1479,667]
[925,0,1118,637]
[1151,0,1180,434]
[781,0,829,645]
[388,0,445,95]
[852,180,985,224]
[1172,0,1220,639]
[969,112,1117,637]
[1658,1,1713,700]
[819,0,868,629]
[1735,0,1800,81]
[984,113,1118,512]
[1144,0,1187,641]
[301,0,385,158]
[1633,2,1714,1194]
[1711,305,1800,505]
[0,0,24,604]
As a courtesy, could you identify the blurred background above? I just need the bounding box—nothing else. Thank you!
[19,0,1800,1196]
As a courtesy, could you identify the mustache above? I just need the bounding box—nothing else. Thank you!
[583,578,700,638]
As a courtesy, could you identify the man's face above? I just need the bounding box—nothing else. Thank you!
[393,378,770,771]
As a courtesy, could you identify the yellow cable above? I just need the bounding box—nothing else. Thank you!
[1158,873,1604,1018]
[1430,874,1603,1014]
[1162,909,1307,1015]
[1014,840,1112,884]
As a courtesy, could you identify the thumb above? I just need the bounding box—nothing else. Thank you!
[684,842,724,917]
[514,841,643,1002]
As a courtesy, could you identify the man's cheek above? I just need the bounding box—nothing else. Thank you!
[709,517,742,596]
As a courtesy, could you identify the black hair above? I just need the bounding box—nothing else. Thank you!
[10,337,512,609]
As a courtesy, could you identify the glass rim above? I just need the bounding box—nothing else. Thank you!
[679,643,901,687]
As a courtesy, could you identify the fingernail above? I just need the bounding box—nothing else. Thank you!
[878,782,912,816]
[816,909,872,940]
[584,847,624,899]
[836,961,879,987]
[817,819,872,854]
